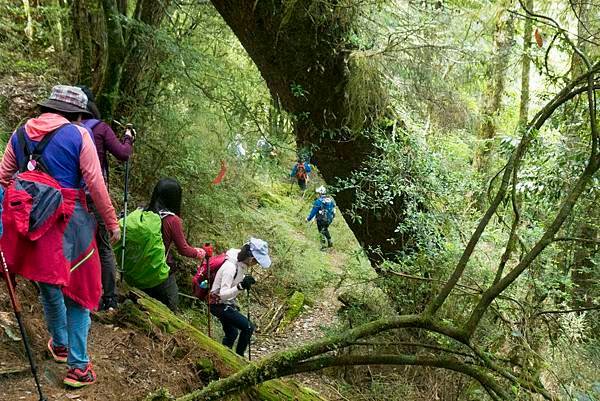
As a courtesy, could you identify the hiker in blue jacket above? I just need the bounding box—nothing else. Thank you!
[306,186,336,249]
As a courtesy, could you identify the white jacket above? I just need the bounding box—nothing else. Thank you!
[210,249,248,305]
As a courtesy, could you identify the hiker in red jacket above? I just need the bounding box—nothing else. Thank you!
[0,85,120,388]
[77,85,134,311]
[145,178,207,311]
[290,158,312,191]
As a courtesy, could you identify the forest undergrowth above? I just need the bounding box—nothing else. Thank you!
[1,1,600,400]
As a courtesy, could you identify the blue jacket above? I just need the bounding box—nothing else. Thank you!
[290,162,312,178]
[307,195,336,223]
[11,124,84,189]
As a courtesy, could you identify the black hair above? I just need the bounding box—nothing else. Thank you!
[39,106,82,122]
[76,85,101,119]
[237,244,253,262]
[148,178,182,216]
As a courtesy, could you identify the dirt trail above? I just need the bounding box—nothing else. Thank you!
[0,283,199,401]
[251,247,348,398]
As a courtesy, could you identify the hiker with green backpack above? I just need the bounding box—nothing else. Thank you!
[114,178,208,312]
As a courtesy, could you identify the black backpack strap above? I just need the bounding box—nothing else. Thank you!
[16,127,30,172]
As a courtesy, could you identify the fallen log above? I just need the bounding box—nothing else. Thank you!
[122,288,326,401]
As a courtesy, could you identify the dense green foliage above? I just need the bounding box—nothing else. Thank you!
[0,0,598,400]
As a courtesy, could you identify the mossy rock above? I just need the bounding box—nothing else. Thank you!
[277,291,305,332]
[256,189,285,207]
[144,387,174,401]
[195,357,220,383]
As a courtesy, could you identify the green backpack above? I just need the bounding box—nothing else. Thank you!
[113,208,171,289]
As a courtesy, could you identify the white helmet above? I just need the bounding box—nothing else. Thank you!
[316,186,327,194]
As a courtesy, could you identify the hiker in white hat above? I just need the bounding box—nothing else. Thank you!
[209,237,271,357]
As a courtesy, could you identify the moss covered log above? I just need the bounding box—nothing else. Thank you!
[124,289,327,401]
[277,291,305,333]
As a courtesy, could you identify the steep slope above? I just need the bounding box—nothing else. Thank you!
[0,174,381,401]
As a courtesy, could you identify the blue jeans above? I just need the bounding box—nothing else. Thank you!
[39,283,91,369]
[210,304,254,356]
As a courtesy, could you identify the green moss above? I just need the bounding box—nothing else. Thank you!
[277,291,305,332]
[195,357,220,383]
[128,289,327,401]
[144,388,174,401]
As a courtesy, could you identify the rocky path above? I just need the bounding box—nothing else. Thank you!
[251,248,348,399]
[252,285,342,360]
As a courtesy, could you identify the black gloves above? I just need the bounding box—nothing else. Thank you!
[238,275,256,290]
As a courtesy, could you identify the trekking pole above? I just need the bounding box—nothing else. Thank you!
[0,250,47,401]
[246,287,251,361]
[119,160,129,283]
[119,123,133,283]
[205,244,211,338]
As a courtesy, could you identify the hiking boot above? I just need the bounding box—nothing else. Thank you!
[47,338,67,363]
[63,363,97,388]
[100,297,118,311]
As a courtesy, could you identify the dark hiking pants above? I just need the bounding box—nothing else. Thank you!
[144,274,179,312]
[317,220,332,247]
[210,304,255,356]
[88,196,118,310]
[297,179,307,191]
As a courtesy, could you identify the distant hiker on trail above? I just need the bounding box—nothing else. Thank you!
[0,85,121,388]
[306,186,336,250]
[116,178,207,312]
[210,238,271,357]
[228,133,247,159]
[290,158,312,191]
[78,85,134,311]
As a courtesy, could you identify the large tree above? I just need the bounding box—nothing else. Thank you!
[209,0,403,262]
[71,0,173,120]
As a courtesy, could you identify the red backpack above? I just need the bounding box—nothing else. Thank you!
[192,253,228,302]
[295,162,307,180]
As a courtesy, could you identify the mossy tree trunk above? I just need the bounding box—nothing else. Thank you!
[114,0,173,120]
[94,0,127,120]
[210,0,411,263]
[71,0,173,120]
[518,0,533,127]
[473,7,515,175]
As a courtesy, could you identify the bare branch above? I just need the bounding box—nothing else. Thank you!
[535,306,600,316]
[552,236,600,245]
[288,354,511,400]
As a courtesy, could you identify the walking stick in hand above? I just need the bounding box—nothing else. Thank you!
[115,120,135,283]
[247,287,252,361]
[205,244,211,338]
[1,250,47,401]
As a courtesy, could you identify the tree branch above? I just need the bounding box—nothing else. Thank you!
[283,354,511,401]
[426,66,600,317]
[552,236,600,245]
[465,147,600,336]
[174,315,470,401]
[535,306,600,316]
